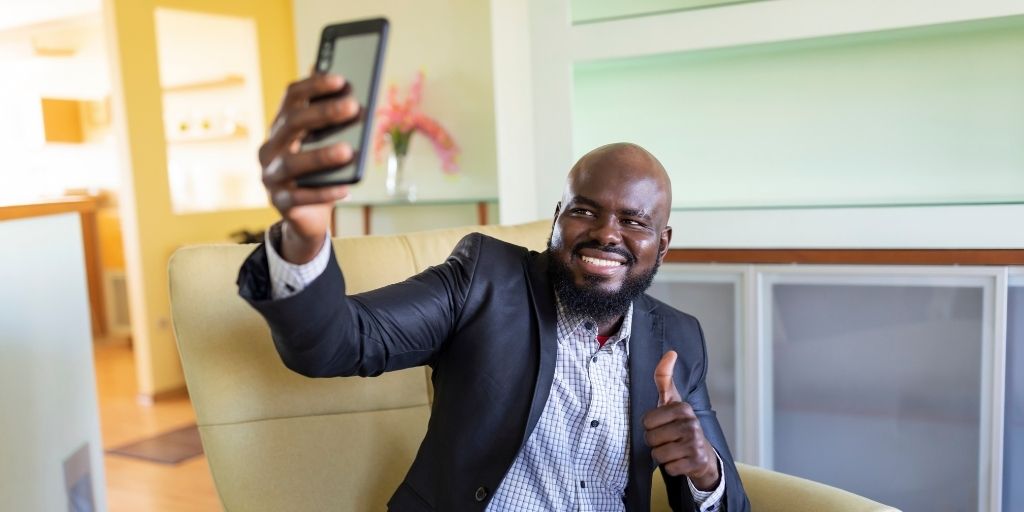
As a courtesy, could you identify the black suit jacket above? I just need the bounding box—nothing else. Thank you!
[238,232,750,511]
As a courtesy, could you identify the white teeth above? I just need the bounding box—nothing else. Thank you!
[581,255,623,267]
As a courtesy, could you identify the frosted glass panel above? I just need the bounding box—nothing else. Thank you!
[646,275,737,450]
[573,16,1024,209]
[771,283,983,511]
[0,214,107,510]
[1006,285,1023,511]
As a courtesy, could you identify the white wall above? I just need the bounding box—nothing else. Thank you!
[0,13,120,205]
[489,0,576,225]
[0,213,107,511]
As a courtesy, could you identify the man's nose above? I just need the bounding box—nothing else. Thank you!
[590,216,622,246]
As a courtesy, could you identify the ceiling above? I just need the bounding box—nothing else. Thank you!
[0,0,100,33]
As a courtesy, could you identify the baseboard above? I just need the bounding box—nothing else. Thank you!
[136,386,189,406]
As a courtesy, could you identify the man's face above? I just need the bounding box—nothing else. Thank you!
[547,159,671,319]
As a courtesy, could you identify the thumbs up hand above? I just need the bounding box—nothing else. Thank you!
[642,351,721,491]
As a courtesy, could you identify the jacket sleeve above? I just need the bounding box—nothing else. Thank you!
[677,383,751,512]
[237,233,481,378]
[661,318,752,512]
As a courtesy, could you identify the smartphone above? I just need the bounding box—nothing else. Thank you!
[296,18,389,188]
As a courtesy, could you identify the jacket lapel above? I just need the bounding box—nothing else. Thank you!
[522,251,559,443]
[626,296,662,509]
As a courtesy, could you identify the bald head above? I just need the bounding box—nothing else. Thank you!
[563,142,672,229]
[548,143,674,324]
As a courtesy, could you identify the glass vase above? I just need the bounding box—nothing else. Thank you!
[386,151,415,200]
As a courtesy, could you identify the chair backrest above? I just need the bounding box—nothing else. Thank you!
[649,463,901,512]
[168,221,549,511]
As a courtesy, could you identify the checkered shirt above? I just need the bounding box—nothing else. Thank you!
[485,300,634,511]
[265,230,332,300]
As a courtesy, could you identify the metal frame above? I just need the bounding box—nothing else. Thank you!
[985,269,1009,512]
[1006,268,1024,510]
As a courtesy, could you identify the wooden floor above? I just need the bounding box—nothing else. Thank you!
[94,340,221,511]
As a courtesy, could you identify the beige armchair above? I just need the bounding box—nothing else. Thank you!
[169,221,898,511]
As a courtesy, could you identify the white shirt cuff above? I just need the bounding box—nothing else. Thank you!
[265,230,332,300]
[687,448,726,512]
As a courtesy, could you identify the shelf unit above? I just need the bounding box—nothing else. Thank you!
[166,124,249,144]
[162,74,245,93]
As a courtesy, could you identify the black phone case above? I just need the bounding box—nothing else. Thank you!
[296,18,389,188]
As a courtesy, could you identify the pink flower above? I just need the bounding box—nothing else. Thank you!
[374,70,460,173]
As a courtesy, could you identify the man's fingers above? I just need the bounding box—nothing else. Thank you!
[271,184,350,213]
[645,351,722,484]
[263,97,359,161]
[281,89,359,138]
[663,456,711,478]
[650,440,703,467]
[655,350,682,406]
[259,75,353,165]
[263,143,354,187]
[279,73,346,115]
[643,403,699,441]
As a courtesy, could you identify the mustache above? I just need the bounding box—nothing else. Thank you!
[573,240,635,265]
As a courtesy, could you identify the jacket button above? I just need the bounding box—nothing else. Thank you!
[475,486,489,502]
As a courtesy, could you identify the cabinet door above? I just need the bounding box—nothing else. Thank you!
[767,275,989,511]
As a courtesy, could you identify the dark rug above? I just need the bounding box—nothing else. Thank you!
[107,424,204,465]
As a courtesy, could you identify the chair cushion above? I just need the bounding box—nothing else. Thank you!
[199,406,430,511]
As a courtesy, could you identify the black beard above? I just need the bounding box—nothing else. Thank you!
[546,238,661,325]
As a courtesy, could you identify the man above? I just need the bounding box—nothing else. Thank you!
[238,73,750,511]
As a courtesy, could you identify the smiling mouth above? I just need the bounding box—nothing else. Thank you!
[580,255,625,267]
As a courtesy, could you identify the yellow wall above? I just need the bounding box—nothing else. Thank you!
[104,0,296,396]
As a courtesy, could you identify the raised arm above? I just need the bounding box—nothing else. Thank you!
[239,232,482,378]
[259,72,359,264]
[240,71,479,378]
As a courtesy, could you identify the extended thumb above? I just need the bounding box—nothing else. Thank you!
[654,350,682,406]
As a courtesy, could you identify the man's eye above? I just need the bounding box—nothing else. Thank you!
[571,208,593,216]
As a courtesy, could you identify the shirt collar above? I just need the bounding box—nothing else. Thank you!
[555,297,634,354]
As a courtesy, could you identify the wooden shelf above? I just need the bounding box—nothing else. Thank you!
[162,74,245,93]
[664,248,1024,266]
[167,125,249,144]
[334,198,496,236]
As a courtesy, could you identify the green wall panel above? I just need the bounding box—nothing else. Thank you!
[572,0,758,24]
[573,17,1024,208]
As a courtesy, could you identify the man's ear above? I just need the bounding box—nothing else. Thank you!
[658,226,673,263]
[549,202,562,237]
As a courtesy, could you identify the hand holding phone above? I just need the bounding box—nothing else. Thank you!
[296,18,389,187]
[256,18,388,264]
